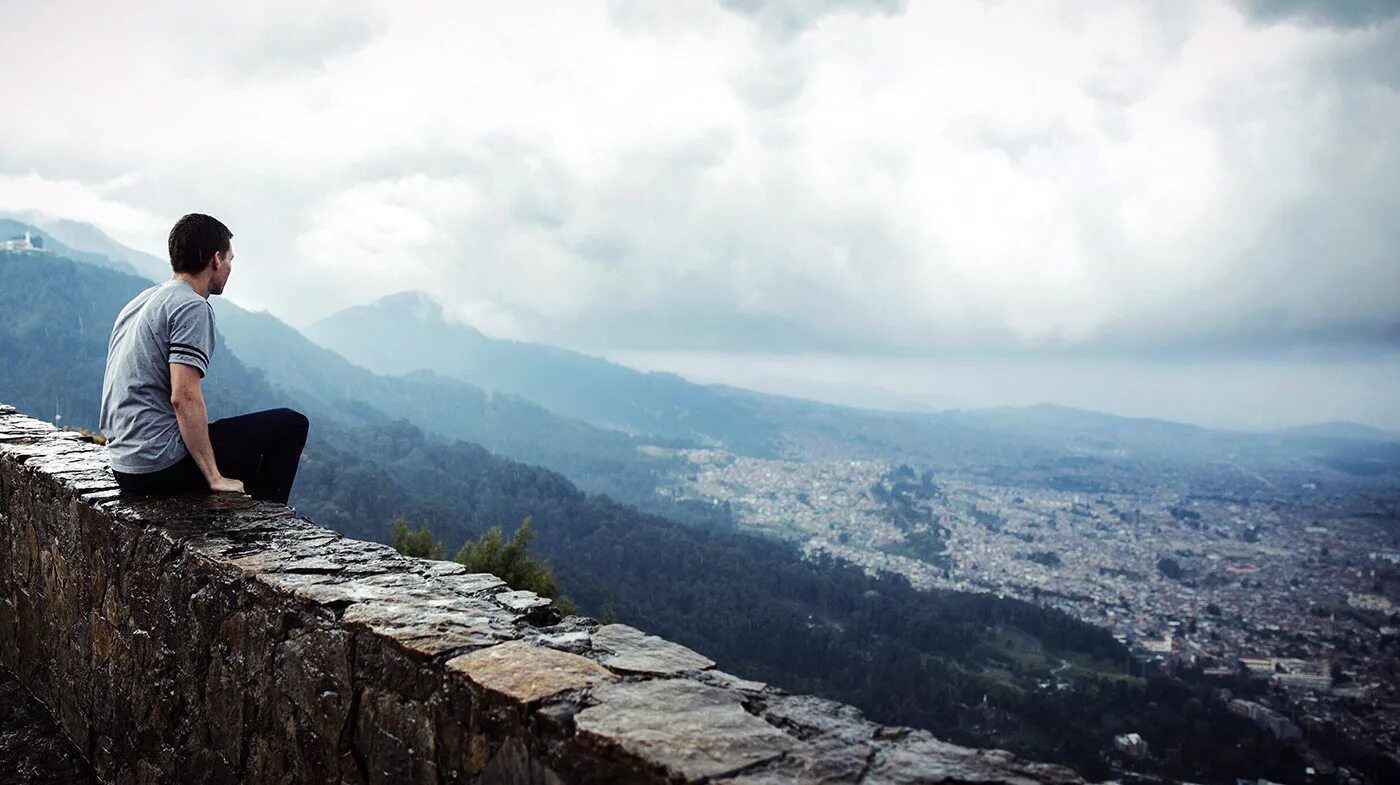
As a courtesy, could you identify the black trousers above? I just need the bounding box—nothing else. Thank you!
[112,408,309,505]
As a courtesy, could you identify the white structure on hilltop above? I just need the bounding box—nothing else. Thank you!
[0,231,48,252]
[1113,732,1149,758]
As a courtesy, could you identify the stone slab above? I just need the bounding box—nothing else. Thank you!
[439,572,508,596]
[863,731,1083,785]
[343,594,516,657]
[575,678,795,780]
[592,623,716,675]
[447,640,618,704]
[495,589,552,613]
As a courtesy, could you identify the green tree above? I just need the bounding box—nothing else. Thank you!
[391,515,577,615]
[601,599,619,625]
[390,516,447,560]
[455,517,575,613]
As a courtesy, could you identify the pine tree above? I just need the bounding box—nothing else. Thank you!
[454,517,566,604]
[601,599,619,624]
[390,516,447,560]
[389,515,578,616]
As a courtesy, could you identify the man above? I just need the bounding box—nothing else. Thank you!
[99,213,309,504]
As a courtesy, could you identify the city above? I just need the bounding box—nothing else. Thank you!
[659,445,1400,774]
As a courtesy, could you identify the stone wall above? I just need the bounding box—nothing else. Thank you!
[0,402,1085,785]
[1,664,100,784]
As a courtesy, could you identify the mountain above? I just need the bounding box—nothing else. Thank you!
[1272,421,1399,442]
[308,293,1400,488]
[28,216,169,281]
[0,217,143,278]
[211,300,728,524]
[19,213,1393,486]
[307,292,784,456]
[22,217,1398,484]
[0,217,721,520]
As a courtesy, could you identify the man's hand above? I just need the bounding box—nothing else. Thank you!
[209,476,246,495]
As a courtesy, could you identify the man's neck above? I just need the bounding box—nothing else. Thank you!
[172,273,211,299]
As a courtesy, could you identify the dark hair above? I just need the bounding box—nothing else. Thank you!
[168,213,232,274]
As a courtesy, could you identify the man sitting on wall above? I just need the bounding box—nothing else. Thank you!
[99,213,309,504]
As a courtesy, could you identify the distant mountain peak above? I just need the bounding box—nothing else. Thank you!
[1274,420,1398,442]
[371,290,445,320]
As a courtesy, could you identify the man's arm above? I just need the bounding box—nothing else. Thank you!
[170,362,245,494]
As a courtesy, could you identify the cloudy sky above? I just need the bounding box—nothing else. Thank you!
[2,0,1397,428]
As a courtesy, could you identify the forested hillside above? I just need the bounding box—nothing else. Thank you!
[212,301,730,528]
[311,291,1400,488]
[310,292,786,455]
[0,218,146,278]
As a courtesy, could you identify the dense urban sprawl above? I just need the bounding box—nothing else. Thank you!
[661,447,1400,773]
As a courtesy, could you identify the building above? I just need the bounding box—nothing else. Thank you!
[1140,631,1173,655]
[1269,659,1331,691]
[1228,699,1302,742]
[0,231,47,252]
[1114,732,1149,758]
[1347,593,1394,613]
[1240,655,1275,675]
[1273,671,1331,691]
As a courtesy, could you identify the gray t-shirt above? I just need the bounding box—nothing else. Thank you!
[99,279,217,474]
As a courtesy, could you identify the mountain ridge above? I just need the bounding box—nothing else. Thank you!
[314,289,1400,450]
[11,216,1397,488]
[0,216,143,278]
[11,212,1393,441]
[20,213,169,281]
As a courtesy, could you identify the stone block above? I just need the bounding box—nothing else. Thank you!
[447,639,618,705]
[591,623,716,675]
[574,678,794,780]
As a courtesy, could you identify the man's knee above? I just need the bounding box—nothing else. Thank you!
[271,407,309,435]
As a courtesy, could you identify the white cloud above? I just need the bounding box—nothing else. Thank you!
[0,0,1395,357]
[0,171,166,252]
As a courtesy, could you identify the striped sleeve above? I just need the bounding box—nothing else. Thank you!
[168,300,216,377]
